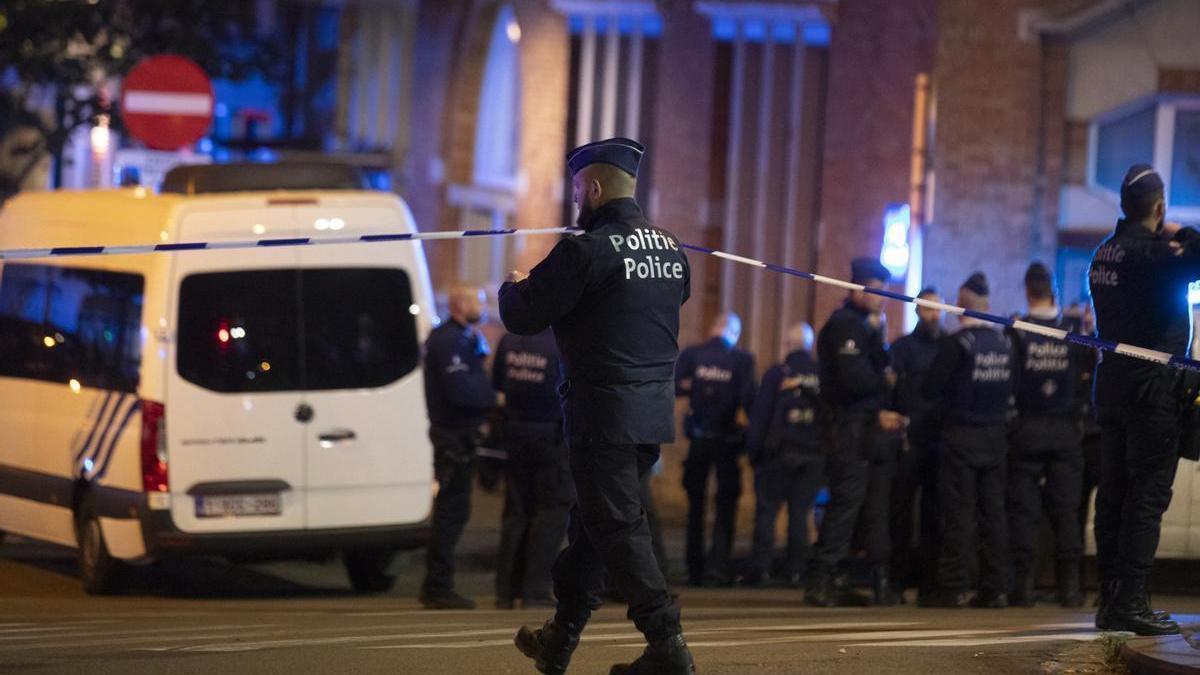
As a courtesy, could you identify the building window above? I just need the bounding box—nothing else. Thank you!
[1093,104,1155,193]
[1089,95,1200,222]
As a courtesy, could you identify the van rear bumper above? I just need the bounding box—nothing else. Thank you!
[141,510,431,558]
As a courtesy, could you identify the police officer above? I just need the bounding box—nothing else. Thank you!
[1088,164,1200,636]
[888,287,944,598]
[1007,262,1085,608]
[493,328,573,610]
[744,322,823,588]
[676,313,756,586]
[421,284,497,610]
[806,258,904,607]
[502,138,694,674]
[919,273,1015,608]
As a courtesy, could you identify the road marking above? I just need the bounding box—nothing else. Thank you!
[846,631,1103,647]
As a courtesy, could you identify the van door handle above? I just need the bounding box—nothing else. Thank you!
[318,428,357,447]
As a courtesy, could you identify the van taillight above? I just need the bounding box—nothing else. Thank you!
[141,400,168,492]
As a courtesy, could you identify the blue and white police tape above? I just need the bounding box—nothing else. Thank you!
[1,224,1196,373]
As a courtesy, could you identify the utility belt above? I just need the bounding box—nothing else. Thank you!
[683,414,744,444]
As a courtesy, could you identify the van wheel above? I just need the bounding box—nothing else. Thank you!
[76,497,120,595]
[344,549,397,594]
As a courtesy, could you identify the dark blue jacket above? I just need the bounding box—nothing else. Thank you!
[1091,220,1200,409]
[498,198,691,444]
[1011,313,1080,418]
[493,329,563,439]
[422,319,496,428]
[923,323,1015,426]
[817,301,891,414]
[746,350,822,466]
[890,323,943,440]
[675,336,756,438]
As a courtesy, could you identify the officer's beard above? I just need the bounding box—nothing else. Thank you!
[464,310,483,325]
[576,200,596,230]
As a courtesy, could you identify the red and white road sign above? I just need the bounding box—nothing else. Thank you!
[120,55,214,151]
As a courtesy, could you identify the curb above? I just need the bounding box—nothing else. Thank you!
[1120,634,1200,674]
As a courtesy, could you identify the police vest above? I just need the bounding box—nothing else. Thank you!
[947,326,1013,425]
[764,357,822,459]
[499,332,562,425]
[1015,315,1076,416]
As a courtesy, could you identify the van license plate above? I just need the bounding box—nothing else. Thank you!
[195,494,281,518]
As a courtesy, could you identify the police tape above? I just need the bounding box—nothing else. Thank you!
[1,224,1196,373]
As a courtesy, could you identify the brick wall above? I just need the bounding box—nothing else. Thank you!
[926,0,1090,317]
[814,0,937,336]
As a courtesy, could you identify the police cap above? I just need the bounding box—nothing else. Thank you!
[850,257,891,285]
[567,137,645,177]
[962,272,989,297]
[1120,164,1165,217]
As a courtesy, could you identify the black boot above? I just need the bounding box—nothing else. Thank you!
[609,634,696,675]
[872,565,900,606]
[1010,571,1036,608]
[805,566,834,607]
[514,620,581,675]
[969,590,1008,609]
[1094,580,1116,630]
[1105,578,1180,636]
[1056,560,1084,609]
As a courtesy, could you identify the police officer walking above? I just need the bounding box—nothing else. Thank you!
[421,284,497,610]
[676,313,756,586]
[888,287,944,598]
[1007,262,1085,608]
[493,328,573,610]
[920,273,1014,608]
[501,138,694,674]
[1088,164,1200,635]
[806,258,904,607]
[744,322,823,588]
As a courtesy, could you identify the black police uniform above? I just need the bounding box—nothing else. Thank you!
[499,196,689,645]
[676,336,755,585]
[421,318,497,604]
[1089,207,1200,634]
[807,296,894,603]
[1007,311,1084,606]
[493,329,573,608]
[888,321,943,595]
[745,349,824,585]
[922,319,1015,604]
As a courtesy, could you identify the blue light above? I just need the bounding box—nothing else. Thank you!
[1189,280,1200,306]
[881,203,911,278]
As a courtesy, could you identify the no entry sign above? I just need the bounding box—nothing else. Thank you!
[120,55,214,151]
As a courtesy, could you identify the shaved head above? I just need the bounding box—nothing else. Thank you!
[710,312,742,347]
[449,283,486,325]
[785,322,814,354]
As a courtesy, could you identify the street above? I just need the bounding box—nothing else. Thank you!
[4,533,1194,674]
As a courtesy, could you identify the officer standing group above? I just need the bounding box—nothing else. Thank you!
[675,313,755,587]
[502,137,695,674]
[420,285,497,610]
[1088,164,1200,636]
[492,328,573,610]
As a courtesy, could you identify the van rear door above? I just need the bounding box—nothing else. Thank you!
[166,208,307,533]
[294,204,432,529]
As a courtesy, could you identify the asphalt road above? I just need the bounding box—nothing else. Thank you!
[5,535,1196,674]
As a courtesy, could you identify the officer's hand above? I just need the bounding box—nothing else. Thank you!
[506,270,529,283]
[780,376,803,391]
[878,410,906,432]
[1162,221,1183,239]
[735,408,750,428]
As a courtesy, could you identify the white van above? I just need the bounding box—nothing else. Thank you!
[0,163,436,594]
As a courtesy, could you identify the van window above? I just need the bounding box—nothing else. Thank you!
[176,268,418,393]
[0,263,144,392]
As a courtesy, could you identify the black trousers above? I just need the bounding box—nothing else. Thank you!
[890,435,941,592]
[495,437,573,604]
[1007,416,1083,581]
[641,471,670,581]
[682,436,742,583]
[856,435,899,566]
[809,413,875,572]
[423,426,478,596]
[936,424,1011,594]
[1078,428,1102,552]
[748,455,824,579]
[1096,401,1181,582]
[553,442,681,642]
